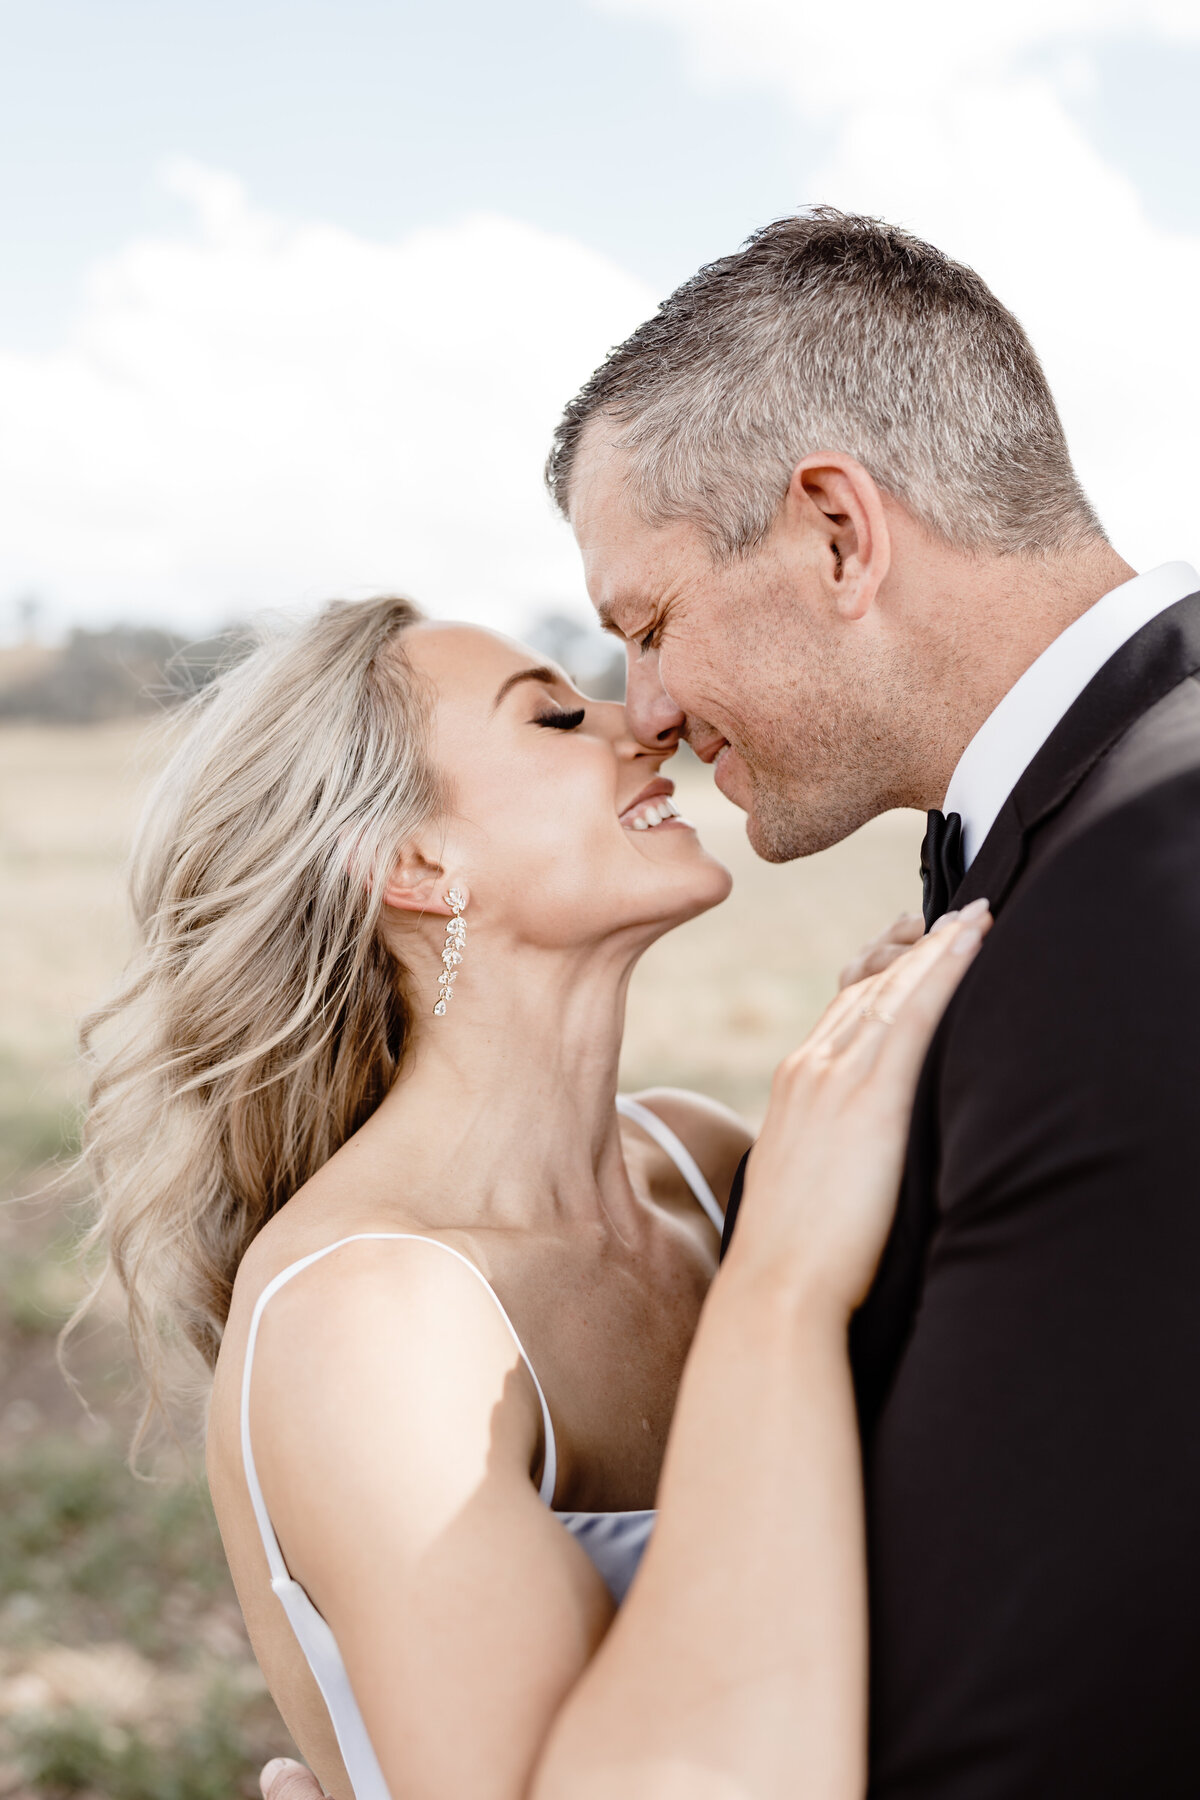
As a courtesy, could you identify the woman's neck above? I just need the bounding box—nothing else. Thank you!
[358,935,646,1239]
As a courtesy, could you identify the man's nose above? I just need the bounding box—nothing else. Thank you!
[624,645,685,750]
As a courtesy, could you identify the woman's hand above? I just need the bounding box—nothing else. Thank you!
[732,901,992,1316]
[838,909,925,990]
[260,1760,325,1800]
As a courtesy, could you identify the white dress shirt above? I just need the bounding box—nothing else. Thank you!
[944,562,1200,870]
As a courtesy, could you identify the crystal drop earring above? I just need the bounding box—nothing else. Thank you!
[433,887,467,1016]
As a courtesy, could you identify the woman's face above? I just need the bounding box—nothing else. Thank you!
[404,623,732,949]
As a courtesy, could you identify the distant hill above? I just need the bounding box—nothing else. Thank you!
[0,626,247,725]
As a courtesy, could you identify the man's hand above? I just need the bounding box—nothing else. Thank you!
[838,911,925,990]
[260,1758,326,1800]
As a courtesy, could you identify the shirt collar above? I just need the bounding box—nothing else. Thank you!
[944,561,1200,869]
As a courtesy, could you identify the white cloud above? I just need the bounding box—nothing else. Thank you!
[598,0,1200,114]
[0,162,655,637]
[598,0,1200,575]
[7,7,1198,642]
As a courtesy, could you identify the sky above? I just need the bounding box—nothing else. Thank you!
[1,0,1198,640]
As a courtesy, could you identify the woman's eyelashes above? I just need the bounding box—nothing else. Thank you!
[534,707,586,731]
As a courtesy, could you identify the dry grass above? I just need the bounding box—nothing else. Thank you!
[0,724,161,1181]
[0,720,925,1796]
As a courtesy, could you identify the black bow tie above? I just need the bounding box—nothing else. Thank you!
[920,809,965,929]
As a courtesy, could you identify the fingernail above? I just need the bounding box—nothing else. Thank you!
[959,897,990,920]
[261,1762,290,1795]
[930,910,959,934]
[952,924,983,955]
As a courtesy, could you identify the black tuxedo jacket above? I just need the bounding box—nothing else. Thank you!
[723,590,1200,1796]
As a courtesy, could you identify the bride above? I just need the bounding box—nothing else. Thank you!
[83,595,988,1800]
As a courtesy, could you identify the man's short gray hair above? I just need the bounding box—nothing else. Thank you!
[546,208,1104,560]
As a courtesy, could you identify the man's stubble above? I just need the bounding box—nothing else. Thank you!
[703,584,924,865]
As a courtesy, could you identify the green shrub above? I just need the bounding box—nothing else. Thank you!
[1,1235,85,1335]
[0,1434,228,1656]
[0,1095,81,1182]
[12,1686,261,1800]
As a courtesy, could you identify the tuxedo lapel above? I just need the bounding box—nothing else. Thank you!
[950,588,1200,918]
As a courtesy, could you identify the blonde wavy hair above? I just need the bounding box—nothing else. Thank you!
[72,596,441,1447]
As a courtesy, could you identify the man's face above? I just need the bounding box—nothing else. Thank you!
[570,433,909,862]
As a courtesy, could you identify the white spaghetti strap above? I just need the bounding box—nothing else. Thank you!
[240,1234,559,1592]
[616,1095,725,1234]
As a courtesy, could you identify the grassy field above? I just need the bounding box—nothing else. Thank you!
[0,720,924,1798]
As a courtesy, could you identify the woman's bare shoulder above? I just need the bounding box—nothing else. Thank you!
[220,1136,439,1334]
[212,1230,548,1532]
[623,1086,754,1210]
[224,1219,511,1377]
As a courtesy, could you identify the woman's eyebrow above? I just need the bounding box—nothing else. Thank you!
[491,666,558,713]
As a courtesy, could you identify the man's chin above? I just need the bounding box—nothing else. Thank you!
[745,808,805,864]
[715,754,803,861]
[744,784,860,864]
[713,748,862,862]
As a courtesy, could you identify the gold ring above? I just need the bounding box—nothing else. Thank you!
[860,1007,897,1026]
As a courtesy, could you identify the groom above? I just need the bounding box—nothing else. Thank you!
[262,213,1200,1795]
[549,209,1200,1794]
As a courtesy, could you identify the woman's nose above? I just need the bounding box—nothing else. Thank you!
[624,645,685,750]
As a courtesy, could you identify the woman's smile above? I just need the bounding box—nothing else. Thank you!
[618,776,694,834]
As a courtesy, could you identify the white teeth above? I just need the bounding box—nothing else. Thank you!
[625,794,680,830]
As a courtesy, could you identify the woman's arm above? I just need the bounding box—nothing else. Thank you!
[248,1236,616,1800]
[532,910,989,1799]
[258,910,988,1800]
[536,1264,865,1800]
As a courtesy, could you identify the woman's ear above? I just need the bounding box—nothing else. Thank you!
[380,848,466,919]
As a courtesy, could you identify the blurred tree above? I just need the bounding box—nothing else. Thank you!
[526,610,625,701]
[15,591,44,641]
[0,613,622,725]
[0,624,250,724]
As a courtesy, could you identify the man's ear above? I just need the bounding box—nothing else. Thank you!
[787,452,891,620]
[380,847,464,918]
